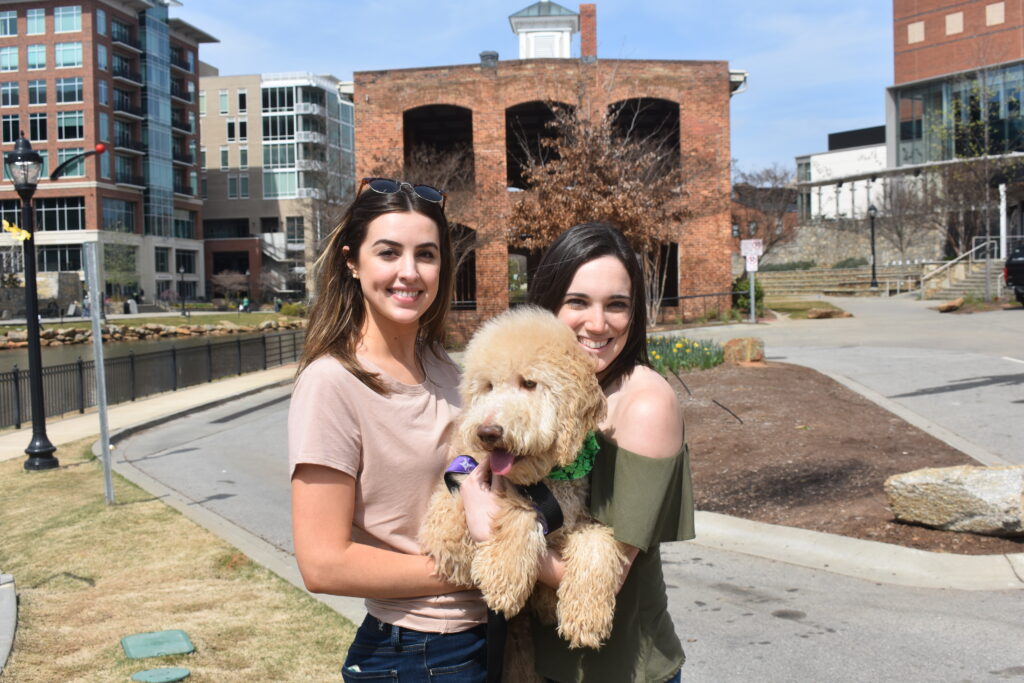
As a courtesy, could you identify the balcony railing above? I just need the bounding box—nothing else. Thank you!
[112,65,144,85]
[170,117,193,134]
[111,32,142,51]
[115,172,146,188]
[169,55,192,72]
[113,100,144,118]
[170,84,194,103]
[172,150,194,165]
[173,181,195,196]
[114,136,146,153]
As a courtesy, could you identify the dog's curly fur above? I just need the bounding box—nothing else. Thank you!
[420,307,627,663]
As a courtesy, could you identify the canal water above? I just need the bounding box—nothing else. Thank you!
[0,330,272,373]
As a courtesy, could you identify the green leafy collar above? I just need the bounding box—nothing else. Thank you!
[548,431,600,480]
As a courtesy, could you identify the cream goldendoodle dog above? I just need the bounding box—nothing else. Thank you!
[421,306,627,652]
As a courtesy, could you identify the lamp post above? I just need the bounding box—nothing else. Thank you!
[867,204,879,289]
[5,135,55,469]
[179,266,186,316]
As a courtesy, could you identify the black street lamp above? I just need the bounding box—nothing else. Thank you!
[867,204,879,289]
[5,135,55,470]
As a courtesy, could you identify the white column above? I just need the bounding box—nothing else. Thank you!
[999,182,1007,259]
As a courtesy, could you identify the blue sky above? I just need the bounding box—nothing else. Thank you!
[174,0,894,171]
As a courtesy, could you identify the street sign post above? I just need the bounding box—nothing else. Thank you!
[742,246,761,324]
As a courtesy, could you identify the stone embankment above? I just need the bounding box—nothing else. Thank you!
[1,318,305,349]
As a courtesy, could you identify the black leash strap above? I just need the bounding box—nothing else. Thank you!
[517,481,564,536]
[486,608,507,683]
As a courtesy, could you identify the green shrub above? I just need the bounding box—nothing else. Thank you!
[648,336,724,373]
[832,257,869,269]
[758,260,816,272]
[279,302,307,317]
[732,273,764,315]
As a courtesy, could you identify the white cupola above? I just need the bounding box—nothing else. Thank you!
[508,0,579,59]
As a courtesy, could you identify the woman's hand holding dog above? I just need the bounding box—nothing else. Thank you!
[461,462,506,543]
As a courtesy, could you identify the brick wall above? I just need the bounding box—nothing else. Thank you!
[355,57,734,331]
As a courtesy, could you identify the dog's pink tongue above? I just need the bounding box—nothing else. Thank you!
[490,450,515,475]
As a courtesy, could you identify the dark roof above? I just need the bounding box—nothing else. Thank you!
[827,126,885,152]
[510,1,577,18]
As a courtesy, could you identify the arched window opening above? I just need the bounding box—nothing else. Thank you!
[403,105,474,191]
[451,223,477,310]
[505,101,573,190]
[608,98,681,167]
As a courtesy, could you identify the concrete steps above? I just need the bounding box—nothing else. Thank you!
[923,261,1005,300]
[756,266,923,298]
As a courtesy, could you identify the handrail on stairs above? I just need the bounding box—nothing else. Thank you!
[919,238,998,300]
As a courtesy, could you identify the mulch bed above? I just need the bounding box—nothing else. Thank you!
[676,362,1024,556]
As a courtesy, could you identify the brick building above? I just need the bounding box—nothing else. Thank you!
[0,0,213,305]
[355,2,743,332]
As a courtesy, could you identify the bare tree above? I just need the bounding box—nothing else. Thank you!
[209,270,249,300]
[509,102,723,323]
[731,163,799,258]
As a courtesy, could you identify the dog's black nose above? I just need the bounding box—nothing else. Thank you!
[477,424,503,446]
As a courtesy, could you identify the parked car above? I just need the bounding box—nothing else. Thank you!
[1006,245,1024,304]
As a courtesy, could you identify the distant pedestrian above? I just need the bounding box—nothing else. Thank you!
[242,296,250,313]
[273,296,282,313]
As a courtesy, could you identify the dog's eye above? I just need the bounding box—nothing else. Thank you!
[520,378,537,390]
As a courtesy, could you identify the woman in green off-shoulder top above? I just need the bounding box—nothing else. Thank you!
[521,222,695,682]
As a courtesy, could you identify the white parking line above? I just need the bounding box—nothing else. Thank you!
[1003,356,1024,365]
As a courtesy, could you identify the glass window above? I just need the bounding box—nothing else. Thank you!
[96,44,106,70]
[201,176,207,198]
[57,110,83,139]
[36,196,85,230]
[102,198,135,232]
[238,120,247,141]
[219,89,228,114]
[97,111,109,141]
[97,79,107,105]
[200,147,206,168]
[198,90,205,115]
[0,46,18,72]
[286,216,304,244]
[175,249,196,274]
[26,9,44,35]
[239,147,248,169]
[38,245,82,271]
[28,79,45,105]
[54,6,82,33]
[262,115,295,140]
[55,76,83,103]
[262,144,295,168]
[29,112,46,141]
[2,114,18,143]
[226,118,235,142]
[55,42,82,68]
[220,146,228,170]
[27,44,46,70]
[111,20,131,43]
[100,149,110,178]
[263,170,297,198]
[237,89,247,113]
[227,175,238,199]
[154,246,169,272]
[57,147,85,176]
[0,82,17,107]
[239,174,249,199]
[0,11,17,36]
[95,8,105,35]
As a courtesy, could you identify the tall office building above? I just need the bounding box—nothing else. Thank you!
[198,69,355,299]
[0,0,213,304]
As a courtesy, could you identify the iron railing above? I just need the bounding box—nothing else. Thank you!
[0,330,304,430]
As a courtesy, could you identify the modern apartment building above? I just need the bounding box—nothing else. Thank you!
[198,69,355,299]
[0,0,213,304]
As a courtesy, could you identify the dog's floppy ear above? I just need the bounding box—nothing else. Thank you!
[553,349,607,468]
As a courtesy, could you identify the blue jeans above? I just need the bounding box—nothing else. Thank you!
[342,614,487,681]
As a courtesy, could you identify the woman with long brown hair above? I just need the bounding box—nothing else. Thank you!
[289,179,488,681]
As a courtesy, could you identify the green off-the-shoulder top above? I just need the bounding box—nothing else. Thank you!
[531,431,696,683]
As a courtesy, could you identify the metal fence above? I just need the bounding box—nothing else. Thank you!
[0,329,304,430]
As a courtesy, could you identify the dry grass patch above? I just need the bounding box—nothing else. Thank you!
[0,437,354,682]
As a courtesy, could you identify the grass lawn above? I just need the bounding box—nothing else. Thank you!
[2,312,302,333]
[0,437,354,682]
[765,299,845,320]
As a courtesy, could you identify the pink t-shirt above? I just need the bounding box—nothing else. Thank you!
[288,350,486,632]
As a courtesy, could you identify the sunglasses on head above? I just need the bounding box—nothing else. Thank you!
[359,177,447,211]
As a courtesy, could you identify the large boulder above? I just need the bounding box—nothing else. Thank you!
[937,297,965,313]
[723,337,764,365]
[884,466,1024,536]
